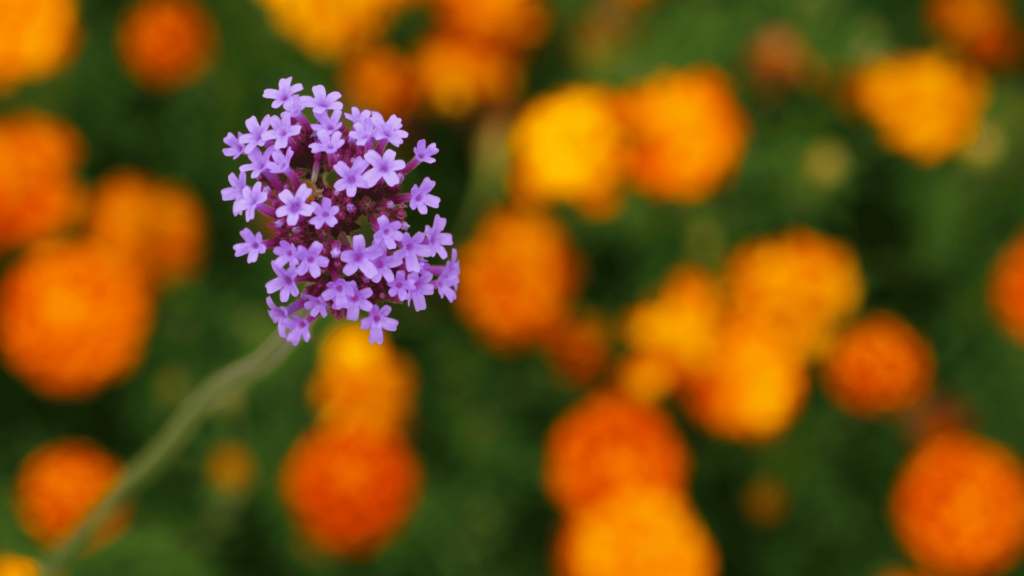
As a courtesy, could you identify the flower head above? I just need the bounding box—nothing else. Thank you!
[222,78,454,344]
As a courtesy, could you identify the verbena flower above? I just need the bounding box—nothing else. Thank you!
[223,78,459,345]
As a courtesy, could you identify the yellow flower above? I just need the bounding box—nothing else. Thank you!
[0,554,39,576]
[849,50,990,167]
[0,0,80,94]
[428,0,551,51]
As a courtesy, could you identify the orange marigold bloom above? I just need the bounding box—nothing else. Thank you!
[305,325,418,437]
[738,473,790,530]
[337,46,420,119]
[509,84,626,220]
[278,427,422,558]
[849,50,990,167]
[203,440,257,497]
[0,0,80,94]
[543,393,691,512]
[822,310,936,417]
[926,0,1022,68]
[115,0,218,93]
[0,241,155,402]
[611,353,680,405]
[542,311,612,387]
[620,66,750,204]
[622,265,724,380]
[14,437,129,548]
[724,226,865,358]
[455,209,579,352]
[988,231,1024,346]
[413,34,525,121]
[89,167,209,287]
[0,111,85,253]
[0,554,38,576]
[556,487,722,576]
[680,323,810,444]
[889,431,1024,576]
[429,0,551,51]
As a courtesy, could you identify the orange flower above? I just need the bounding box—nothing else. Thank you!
[542,393,691,512]
[745,22,815,95]
[0,554,38,576]
[611,353,680,405]
[542,311,612,387]
[0,111,85,253]
[0,0,80,94]
[455,209,579,352]
[822,310,936,417]
[89,166,209,287]
[620,66,750,203]
[305,325,418,438]
[115,0,218,93]
[413,33,525,121]
[849,50,990,167]
[0,241,154,402]
[278,426,422,558]
[622,265,723,380]
[889,431,1024,576]
[429,0,551,51]
[738,473,790,530]
[556,487,722,576]
[254,0,408,63]
[988,231,1024,346]
[680,322,810,444]
[724,226,865,358]
[337,46,420,119]
[926,0,1022,68]
[509,84,626,220]
[14,437,129,548]
[203,440,257,497]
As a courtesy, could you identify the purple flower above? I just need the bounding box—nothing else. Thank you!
[264,77,304,109]
[240,182,268,222]
[310,198,340,230]
[340,284,373,321]
[311,109,342,133]
[301,84,343,114]
[339,234,381,279]
[322,279,355,308]
[239,115,271,153]
[276,184,315,226]
[223,132,243,159]
[295,241,329,279]
[361,304,398,345]
[233,228,267,263]
[364,149,406,187]
[282,95,306,115]
[345,106,371,124]
[267,296,292,337]
[268,114,301,149]
[240,147,274,180]
[266,262,300,302]
[393,232,430,273]
[333,157,369,197]
[387,270,416,301]
[409,271,435,311]
[409,177,440,215]
[368,249,401,284]
[273,241,300,268]
[286,316,313,345]
[434,249,460,303]
[373,215,403,250]
[267,147,295,175]
[423,214,453,258]
[310,130,344,155]
[413,139,439,164]
[349,116,376,147]
[304,295,329,319]
[222,170,247,202]
[375,114,408,147]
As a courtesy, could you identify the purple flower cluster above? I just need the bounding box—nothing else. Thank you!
[223,77,459,345]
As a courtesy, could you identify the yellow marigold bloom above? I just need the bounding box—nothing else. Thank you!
[509,84,626,220]
[0,111,85,253]
[822,310,935,418]
[89,167,209,287]
[0,554,38,576]
[429,0,551,51]
[988,231,1024,346]
[542,311,612,387]
[115,0,218,94]
[305,325,418,437]
[680,323,810,444]
[254,0,408,63]
[622,265,723,380]
[0,241,155,402]
[278,426,422,558]
[203,440,257,497]
[889,431,1024,576]
[926,0,1022,68]
[14,437,129,548]
[337,46,420,119]
[543,393,691,513]
[611,353,680,405]
[849,50,990,167]
[556,487,722,576]
[0,0,80,94]
[413,34,525,121]
[724,226,865,358]
[455,209,579,352]
[620,66,750,204]
[738,473,790,530]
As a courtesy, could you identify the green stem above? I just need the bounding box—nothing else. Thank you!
[42,331,295,575]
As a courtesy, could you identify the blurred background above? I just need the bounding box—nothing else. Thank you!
[4,0,1024,575]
